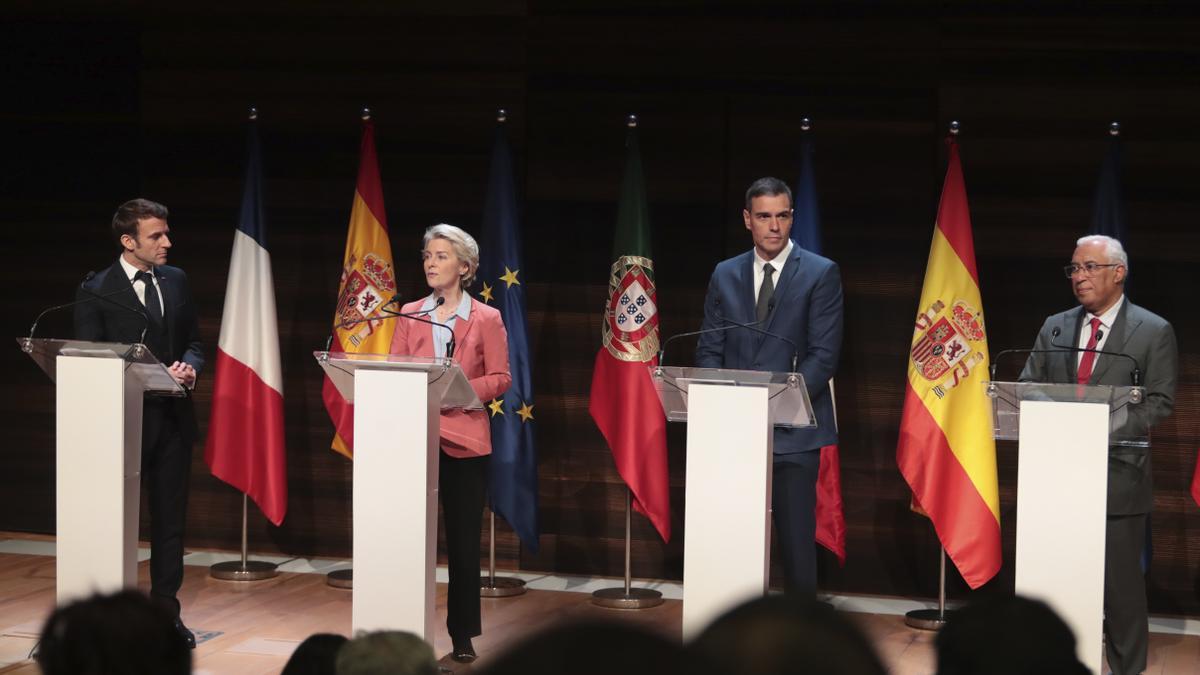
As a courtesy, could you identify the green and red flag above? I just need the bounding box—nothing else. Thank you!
[588,118,671,542]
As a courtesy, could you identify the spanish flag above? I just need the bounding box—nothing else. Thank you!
[321,117,397,458]
[896,137,1001,589]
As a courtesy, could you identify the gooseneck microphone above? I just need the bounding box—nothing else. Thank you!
[325,296,455,358]
[658,316,768,368]
[715,311,802,374]
[380,296,457,359]
[1048,325,1142,386]
[28,271,151,346]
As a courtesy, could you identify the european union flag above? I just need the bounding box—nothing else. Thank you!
[477,116,539,552]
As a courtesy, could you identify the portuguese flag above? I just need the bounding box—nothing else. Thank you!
[588,119,671,542]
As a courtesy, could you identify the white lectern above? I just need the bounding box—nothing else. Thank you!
[985,381,1147,675]
[18,337,185,605]
[652,366,814,639]
[315,352,482,639]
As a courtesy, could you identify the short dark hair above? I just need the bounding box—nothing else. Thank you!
[36,590,191,675]
[744,177,792,211]
[112,198,169,246]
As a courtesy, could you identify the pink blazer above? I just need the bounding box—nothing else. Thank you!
[388,296,511,458]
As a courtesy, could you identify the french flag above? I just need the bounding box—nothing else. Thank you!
[204,116,287,526]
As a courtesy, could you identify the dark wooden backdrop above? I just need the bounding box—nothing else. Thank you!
[4,2,1199,615]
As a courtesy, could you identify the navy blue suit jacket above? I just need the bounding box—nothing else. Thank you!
[695,245,844,457]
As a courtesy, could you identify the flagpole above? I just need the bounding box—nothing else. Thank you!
[208,106,279,583]
[591,488,663,608]
[480,507,527,597]
[904,121,966,630]
[210,494,280,581]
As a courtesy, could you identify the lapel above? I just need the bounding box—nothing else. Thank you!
[154,267,175,349]
[1066,307,1086,382]
[1090,299,1135,384]
[101,260,142,315]
[764,245,803,333]
[451,298,478,360]
[737,253,756,325]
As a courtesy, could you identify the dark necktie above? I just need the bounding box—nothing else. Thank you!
[135,270,164,325]
[756,263,775,323]
[1076,317,1102,384]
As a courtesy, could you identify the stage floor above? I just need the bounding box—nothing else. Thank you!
[1,536,1197,674]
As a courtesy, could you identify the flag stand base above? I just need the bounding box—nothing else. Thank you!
[481,575,527,597]
[904,544,952,631]
[211,560,278,581]
[480,510,528,597]
[591,587,663,609]
[904,608,950,630]
[327,569,353,589]
[209,495,280,582]
[589,490,663,610]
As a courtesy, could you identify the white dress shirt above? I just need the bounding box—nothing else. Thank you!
[1077,294,1124,367]
[118,256,164,314]
[752,239,793,304]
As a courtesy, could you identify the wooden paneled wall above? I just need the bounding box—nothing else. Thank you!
[4,2,1199,615]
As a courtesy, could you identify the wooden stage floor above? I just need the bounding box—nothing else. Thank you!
[1,541,1197,674]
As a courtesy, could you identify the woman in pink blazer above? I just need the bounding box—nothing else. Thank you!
[389,224,511,663]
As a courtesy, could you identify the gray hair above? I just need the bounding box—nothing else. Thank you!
[1076,234,1129,272]
[423,223,480,289]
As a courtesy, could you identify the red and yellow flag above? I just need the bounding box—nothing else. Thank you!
[321,118,397,458]
[896,137,1000,589]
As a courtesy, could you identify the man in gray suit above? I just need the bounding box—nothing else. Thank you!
[1019,234,1177,675]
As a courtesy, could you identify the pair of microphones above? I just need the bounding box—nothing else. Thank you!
[990,325,1142,386]
[327,295,456,358]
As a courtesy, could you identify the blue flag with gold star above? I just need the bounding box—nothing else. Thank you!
[477,117,539,551]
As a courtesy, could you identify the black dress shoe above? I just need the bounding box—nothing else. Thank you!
[450,637,476,663]
[174,617,196,649]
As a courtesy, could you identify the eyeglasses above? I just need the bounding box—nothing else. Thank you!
[1063,262,1120,278]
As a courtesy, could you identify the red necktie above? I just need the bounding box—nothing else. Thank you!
[1076,317,1102,384]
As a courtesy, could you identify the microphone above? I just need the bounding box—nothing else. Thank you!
[658,314,768,368]
[27,271,150,347]
[326,296,455,358]
[715,312,802,374]
[1049,325,1142,386]
[989,346,1071,381]
[384,297,456,359]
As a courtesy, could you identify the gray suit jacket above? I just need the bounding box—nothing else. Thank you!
[1018,299,1177,515]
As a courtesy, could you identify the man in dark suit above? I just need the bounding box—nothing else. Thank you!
[74,198,205,648]
[1019,234,1177,675]
[695,177,844,596]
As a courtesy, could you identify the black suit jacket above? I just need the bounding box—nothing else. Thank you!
[1018,299,1177,515]
[74,260,205,442]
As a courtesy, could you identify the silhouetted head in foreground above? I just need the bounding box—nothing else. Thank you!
[335,630,437,675]
[477,619,683,675]
[36,589,191,675]
[688,595,887,675]
[281,632,349,675]
[936,594,1089,675]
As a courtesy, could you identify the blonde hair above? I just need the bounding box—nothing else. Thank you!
[423,223,480,289]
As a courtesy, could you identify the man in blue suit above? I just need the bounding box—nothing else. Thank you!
[695,177,844,596]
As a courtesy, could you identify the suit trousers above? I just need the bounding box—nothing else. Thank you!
[772,451,820,597]
[141,398,191,616]
[440,452,489,640]
[1105,513,1148,675]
